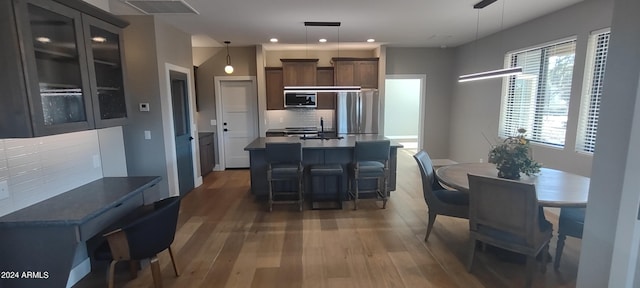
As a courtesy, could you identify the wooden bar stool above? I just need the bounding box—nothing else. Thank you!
[308,164,343,210]
[348,140,390,210]
[265,142,304,211]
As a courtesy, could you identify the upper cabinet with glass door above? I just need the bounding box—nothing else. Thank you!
[0,0,128,138]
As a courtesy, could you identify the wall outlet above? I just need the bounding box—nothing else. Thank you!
[0,180,9,200]
[92,154,101,168]
[144,130,151,140]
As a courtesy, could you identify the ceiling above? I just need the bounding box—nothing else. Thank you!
[108,0,583,50]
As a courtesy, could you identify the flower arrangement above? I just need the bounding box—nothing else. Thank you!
[488,128,541,179]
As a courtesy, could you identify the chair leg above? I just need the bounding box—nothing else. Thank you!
[298,173,303,212]
[108,260,118,288]
[467,238,476,272]
[425,212,437,241]
[129,260,139,279]
[354,178,359,210]
[382,173,389,209]
[267,173,273,212]
[525,255,535,288]
[150,255,163,288]
[541,244,549,273]
[168,246,180,276]
[554,233,566,270]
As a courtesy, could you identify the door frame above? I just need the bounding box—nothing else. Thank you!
[384,74,426,150]
[214,76,257,170]
[163,63,202,196]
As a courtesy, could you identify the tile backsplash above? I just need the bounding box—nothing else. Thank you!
[265,109,335,130]
[0,130,103,216]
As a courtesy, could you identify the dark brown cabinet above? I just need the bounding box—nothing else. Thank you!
[333,58,379,88]
[281,59,318,86]
[265,67,284,110]
[0,0,128,138]
[199,132,215,176]
[316,67,336,109]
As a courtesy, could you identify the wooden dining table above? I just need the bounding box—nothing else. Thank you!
[435,163,590,207]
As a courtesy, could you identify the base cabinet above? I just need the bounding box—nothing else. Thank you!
[199,132,215,176]
[0,0,129,138]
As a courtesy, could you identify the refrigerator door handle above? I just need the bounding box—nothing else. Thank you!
[357,95,362,133]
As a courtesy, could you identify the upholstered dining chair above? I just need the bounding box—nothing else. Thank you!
[413,150,469,241]
[467,174,552,288]
[348,140,390,210]
[100,196,181,288]
[554,207,586,270]
[265,142,304,211]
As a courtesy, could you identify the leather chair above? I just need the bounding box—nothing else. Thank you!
[413,150,469,241]
[554,207,585,270]
[348,140,390,210]
[467,174,552,288]
[265,142,304,211]
[100,196,181,288]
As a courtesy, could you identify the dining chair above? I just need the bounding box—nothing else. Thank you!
[265,142,304,211]
[348,140,390,210]
[99,196,181,288]
[467,174,552,288]
[554,207,586,270]
[413,150,469,241]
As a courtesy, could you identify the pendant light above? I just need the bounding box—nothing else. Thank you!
[458,0,522,82]
[224,41,234,74]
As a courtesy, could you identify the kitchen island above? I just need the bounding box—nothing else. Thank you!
[244,135,403,202]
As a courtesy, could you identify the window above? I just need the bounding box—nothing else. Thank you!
[499,38,577,146]
[576,29,610,153]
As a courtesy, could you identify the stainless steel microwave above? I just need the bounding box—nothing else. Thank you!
[284,92,317,108]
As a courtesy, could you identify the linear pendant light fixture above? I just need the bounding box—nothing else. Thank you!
[458,0,522,83]
[283,21,361,93]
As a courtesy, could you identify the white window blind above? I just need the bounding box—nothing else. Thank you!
[576,30,610,153]
[499,39,577,146]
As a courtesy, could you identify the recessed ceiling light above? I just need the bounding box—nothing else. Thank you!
[319,38,327,43]
[367,38,375,43]
[36,37,51,43]
[270,38,278,43]
[92,36,107,43]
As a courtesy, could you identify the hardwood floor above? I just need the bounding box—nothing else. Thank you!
[75,149,581,288]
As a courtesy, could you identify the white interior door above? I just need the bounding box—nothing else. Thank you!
[220,80,256,168]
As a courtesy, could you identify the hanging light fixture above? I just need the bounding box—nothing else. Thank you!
[282,22,362,93]
[224,41,234,74]
[458,0,522,82]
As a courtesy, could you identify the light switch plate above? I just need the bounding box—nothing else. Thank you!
[144,130,151,140]
[92,154,101,168]
[0,180,9,200]
[210,119,216,126]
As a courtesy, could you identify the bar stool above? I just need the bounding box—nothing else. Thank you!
[265,142,304,211]
[348,140,391,210]
[308,164,343,210]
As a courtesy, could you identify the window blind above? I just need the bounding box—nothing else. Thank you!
[576,30,610,153]
[499,38,577,146]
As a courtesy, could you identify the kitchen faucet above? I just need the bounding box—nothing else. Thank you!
[320,117,324,137]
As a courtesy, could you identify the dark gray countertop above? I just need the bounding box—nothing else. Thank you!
[244,134,403,150]
[0,176,161,227]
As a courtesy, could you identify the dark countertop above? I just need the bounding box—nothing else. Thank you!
[0,176,161,227]
[244,134,403,150]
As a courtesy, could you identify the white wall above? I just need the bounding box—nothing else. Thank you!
[0,131,104,217]
[449,0,613,176]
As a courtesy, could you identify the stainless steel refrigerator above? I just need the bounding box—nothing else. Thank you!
[336,89,380,134]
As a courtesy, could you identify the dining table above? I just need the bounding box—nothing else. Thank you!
[435,163,590,207]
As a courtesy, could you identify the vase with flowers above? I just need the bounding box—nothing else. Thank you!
[488,128,541,179]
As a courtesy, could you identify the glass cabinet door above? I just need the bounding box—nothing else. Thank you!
[84,17,128,127]
[22,0,94,133]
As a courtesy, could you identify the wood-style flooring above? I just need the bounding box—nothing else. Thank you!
[75,149,581,288]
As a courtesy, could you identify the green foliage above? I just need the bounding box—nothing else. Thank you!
[488,128,541,179]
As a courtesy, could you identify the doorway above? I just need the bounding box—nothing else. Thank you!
[384,75,425,153]
[214,76,257,169]
[170,70,195,195]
